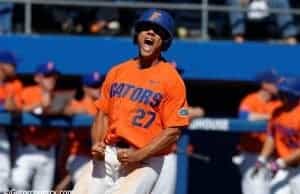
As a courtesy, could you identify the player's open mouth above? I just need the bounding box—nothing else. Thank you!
[144,38,154,46]
[142,38,154,52]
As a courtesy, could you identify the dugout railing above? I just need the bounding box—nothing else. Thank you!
[0,0,300,39]
[0,111,267,194]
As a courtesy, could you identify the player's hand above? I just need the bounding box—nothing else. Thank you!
[251,156,267,178]
[91,142,106,160]
[117,149,145,166]
[266,158,286,178]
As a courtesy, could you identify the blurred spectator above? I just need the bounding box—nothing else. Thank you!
[227,0,298,44]
[47,2,119,35]
[11,62,62,190]
[0,3,13,34]
[167,0,202,38]
[0,50,22,192]
[232,70,282,194]
[90,2,120,35]
[55,71,101,192]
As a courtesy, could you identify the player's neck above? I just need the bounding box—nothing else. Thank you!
[138,55,161,69]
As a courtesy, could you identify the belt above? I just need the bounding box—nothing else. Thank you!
[115,139,131,149]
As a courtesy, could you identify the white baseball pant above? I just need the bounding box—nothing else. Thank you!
[0,130,10,192]
[72,145,175,194]
[11,144,55,190]
[233,152,300,194]
[151,152,177,194]
[233,152,270,194]
[270,166,300,194]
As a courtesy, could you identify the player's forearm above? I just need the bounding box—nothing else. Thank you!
[137,127,181,160]
[22,103,42,112]
[91,110,108,144]
[282,149,300,167]
[188,107,205,119]
[63,106,74,116]
[260,136,275,159]
[4,97,17,111]
[248,113,270,121]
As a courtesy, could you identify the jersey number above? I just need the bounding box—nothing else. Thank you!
[132,109,156,128]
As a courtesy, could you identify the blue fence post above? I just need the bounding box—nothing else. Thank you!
[176,131,190,194]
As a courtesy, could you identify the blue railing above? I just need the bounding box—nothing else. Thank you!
[0,111,267,131]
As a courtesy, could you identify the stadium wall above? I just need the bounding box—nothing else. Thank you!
[0,35,299,80]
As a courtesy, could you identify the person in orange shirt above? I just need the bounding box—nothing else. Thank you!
[232,70,282,194]
[64,71,100,116]
[55,71,101,192]
[11,62,61,190]
[253,76,300,194]
[0,50,23,192]
[72,9,189,194]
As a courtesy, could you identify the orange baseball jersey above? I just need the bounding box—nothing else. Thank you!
[68,97,97,116]
[0,79,22,105]
[14,85,43,109]
[268,105,300,158]
[67,97,96,156]
[238,92,282,153]
[95,59,189,149]
[15,85,61,147]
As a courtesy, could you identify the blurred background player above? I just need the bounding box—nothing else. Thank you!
[0,50,22,192]
[11,62,62,190]
[64,71,100,116]
[233,69,282,194]
[55,71,101,192]
[253,76,300,194]
[0,50,23,111]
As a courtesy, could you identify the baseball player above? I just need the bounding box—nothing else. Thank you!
[64,71,100,116]
[253,76,300,194]
[55,72,101,192]
[233,70,282,194]
[0,51,22,192]
[72,8,189,194]
[11,62,61,190]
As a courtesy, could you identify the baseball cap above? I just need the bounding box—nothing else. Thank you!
[254,69,281,84]
[35,61,59,76]
[82,71,102,88]
[0,50,18,67]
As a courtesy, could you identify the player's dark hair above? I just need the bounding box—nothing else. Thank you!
[74,84,84,101]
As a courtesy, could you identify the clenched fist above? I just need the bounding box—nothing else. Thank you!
[91,142,106,160]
